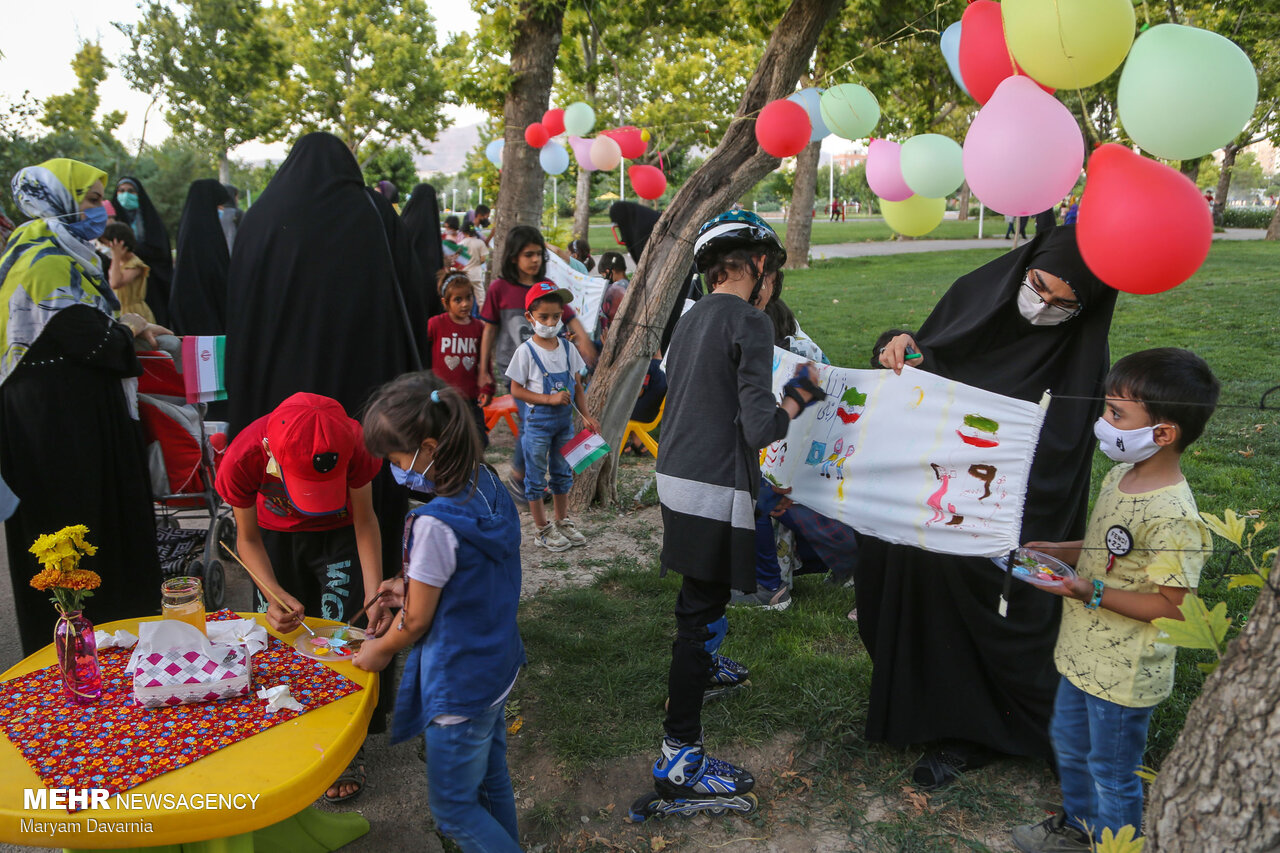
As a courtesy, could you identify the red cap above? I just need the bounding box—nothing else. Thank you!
[524,279,574,311]
[264,393,357,516]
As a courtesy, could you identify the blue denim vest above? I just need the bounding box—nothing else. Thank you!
[390,467,526,744]
[522,337,574,430]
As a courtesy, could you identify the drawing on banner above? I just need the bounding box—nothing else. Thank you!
[545,252,606,337]
[761,346,1048,558]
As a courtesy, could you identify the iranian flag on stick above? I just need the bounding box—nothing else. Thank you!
[181,335,227,404]
[560,429,610,474]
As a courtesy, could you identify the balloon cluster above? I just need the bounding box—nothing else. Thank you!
[484,102,668,200]
[946,0,1257,294]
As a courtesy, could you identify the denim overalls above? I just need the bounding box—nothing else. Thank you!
[519,338,575,501]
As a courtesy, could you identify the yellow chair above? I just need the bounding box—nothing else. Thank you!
[621,399,664,457]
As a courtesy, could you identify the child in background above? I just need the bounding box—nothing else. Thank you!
[101,222,154,322]
[505,281,599,551]
[1011,348,1219,852]
[356,374,524,853]
[427,271,492,444]
[458,223,490,310]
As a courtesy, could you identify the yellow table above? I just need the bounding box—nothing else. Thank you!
[0,613,378,852]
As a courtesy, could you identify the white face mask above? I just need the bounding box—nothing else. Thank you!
[532,319,562,339]
[1093,417,1168,464]
[1016,285,1071,326]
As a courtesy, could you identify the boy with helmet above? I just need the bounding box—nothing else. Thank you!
[631,210,825,821]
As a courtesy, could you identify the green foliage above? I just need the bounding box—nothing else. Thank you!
[117,0,288,164]
[41,42,126,140]
[1095,825,1146,853]
[1223,207,1276,228]
[1152,597,1232,658]
[278,0,448,154]
[361,146,419,193]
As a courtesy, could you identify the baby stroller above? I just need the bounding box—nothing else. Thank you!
[137,348,232,609]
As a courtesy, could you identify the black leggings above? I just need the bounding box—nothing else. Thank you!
[663,575,731,744]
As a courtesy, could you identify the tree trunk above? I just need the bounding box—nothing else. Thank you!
[573,166,592,240]
[1180,156,1203,183]
[569,0,847,512]
[1146,568,1280,850]
[1266,204,1280,241]
[489,0,567,280]
[1212,144,1238,228]
[784,140,822,269]
[218,148,231,185]
[957,181,970,221]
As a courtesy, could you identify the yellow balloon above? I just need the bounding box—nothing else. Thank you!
[880,195,945,237]
[1003,0,1136,89]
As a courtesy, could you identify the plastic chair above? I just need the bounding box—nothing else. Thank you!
[484,394,520,438]
[621,399,664,457]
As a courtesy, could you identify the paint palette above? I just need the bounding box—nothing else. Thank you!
[294,625,366,660]
[991,548,1076,589]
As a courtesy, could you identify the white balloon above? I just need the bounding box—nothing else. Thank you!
[589,135,623,170]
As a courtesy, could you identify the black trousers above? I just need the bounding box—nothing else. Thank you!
[663,575,731,744]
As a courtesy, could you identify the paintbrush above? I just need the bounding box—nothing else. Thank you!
[344,588,390,630]
[220,542,316,637]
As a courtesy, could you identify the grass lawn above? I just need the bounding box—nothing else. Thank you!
[510,241,1280,849]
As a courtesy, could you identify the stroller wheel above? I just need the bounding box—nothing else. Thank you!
[203,559,226,610]
[215,516,236,555]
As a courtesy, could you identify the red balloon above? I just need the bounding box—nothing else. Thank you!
[524,122,550,149]
[1077,144,1213,295]
[542,108,565,137]
[959,0,1054,105]
[603,126,647,159]
[629,165,667,200]
[755,99,811,158]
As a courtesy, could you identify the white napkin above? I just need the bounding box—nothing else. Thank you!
[127,620,218,674]
[257,684,304,713]
[93,629,139,649]
[206,619,269,656]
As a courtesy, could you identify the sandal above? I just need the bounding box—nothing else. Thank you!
[324,745,366,803]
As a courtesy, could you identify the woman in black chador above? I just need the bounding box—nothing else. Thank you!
[400,182,447,323]
[110,175,174,327]
[169,179,232,336]
[858,224,1118,789]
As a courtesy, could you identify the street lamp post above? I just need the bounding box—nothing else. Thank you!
[451,187,457,212]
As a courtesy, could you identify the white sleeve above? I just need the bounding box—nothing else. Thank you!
[567,343,587,377]
[505,344,531,386]
[406,515,459,588]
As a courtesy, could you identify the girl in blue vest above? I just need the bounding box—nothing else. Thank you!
[355,372,525,853]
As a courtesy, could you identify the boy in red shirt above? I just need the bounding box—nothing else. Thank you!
[426,271,492,443]
[215,393,383,632]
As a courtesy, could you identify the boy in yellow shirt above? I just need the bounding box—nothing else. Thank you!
[1012,348,1218,852]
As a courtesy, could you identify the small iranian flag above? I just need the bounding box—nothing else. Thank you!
[181,335,227,404]
[560,429,610,474]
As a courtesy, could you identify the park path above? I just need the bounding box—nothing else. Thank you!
[807,227,1265,260]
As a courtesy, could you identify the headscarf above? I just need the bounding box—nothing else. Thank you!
[912,224,1118,541]
[169,179,232,335]
[224,131,424,433]
[0,159,117,385]
[376,180,399,206]
[400,183,445,312]
[110,175,173,326]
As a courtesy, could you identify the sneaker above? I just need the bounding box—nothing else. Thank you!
[652,734,755,798]
[533,522,572,552]
[1011,814,1091,853]
[556,518,587,547]
[729,584,792,611]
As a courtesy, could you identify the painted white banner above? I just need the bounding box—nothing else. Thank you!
[545,252,606,338]
[765,347,1049,557]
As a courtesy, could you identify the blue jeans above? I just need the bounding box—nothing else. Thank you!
[425,702,520,852]
[510,399,529,478]
[521,413,573,501]
[1050,675,1154,838]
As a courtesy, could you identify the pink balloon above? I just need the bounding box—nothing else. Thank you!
[569,136,597,172]
[962,76,1083,216]
[866,139,913,202]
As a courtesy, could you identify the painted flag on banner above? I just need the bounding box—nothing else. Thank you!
[560,429,610,473]
[442,238,470,270]
[181,335,227,404]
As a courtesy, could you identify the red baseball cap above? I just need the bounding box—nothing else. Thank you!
[524,279,574,311]
[264,393,357,516]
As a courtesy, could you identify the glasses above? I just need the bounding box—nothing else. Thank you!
[1021,272,1081,320]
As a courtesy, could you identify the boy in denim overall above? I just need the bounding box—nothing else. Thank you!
[505,281,600,551]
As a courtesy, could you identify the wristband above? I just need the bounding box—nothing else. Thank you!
[782,386,808,409]
[1084,578,1104,610]
[782,374,827,409]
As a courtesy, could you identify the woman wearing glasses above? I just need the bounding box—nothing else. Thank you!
[859,224,1118,791]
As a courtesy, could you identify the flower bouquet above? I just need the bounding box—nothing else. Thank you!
[29,525,104,705]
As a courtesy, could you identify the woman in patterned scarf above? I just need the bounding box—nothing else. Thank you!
[1,159,167,654]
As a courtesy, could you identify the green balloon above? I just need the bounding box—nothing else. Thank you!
[1118,24,1257,160]
[819,84,880,141]
[563,102,596,137]
[899,134,964,199]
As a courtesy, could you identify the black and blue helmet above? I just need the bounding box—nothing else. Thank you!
[693,209,787,275]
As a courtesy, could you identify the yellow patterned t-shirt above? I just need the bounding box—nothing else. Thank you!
[1054,463,1210,708]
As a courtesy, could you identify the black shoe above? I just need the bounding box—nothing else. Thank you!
[911,741,995,790]
[1011,813,1091,852]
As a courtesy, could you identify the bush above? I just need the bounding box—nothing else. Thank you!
[1223,207,1275,228]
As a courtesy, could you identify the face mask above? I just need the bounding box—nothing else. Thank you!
[1016,285,1072,326]
[64,205,108,242]
[116,191,140,211]
[533,320,562,339]
[1093,417,1168,464]
[391,449,435,494]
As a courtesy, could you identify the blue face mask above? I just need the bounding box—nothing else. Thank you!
[116,191,140,211]
[65,205,108,242]
[390,448,435,494]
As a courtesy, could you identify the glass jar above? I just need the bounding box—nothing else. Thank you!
[161,576,206,634]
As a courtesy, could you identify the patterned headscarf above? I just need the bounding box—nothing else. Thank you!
[11,160,108,276]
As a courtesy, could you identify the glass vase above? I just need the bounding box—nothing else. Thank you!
[54,610,102,705]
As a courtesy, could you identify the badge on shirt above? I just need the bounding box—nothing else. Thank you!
[1104,524,1133,573]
